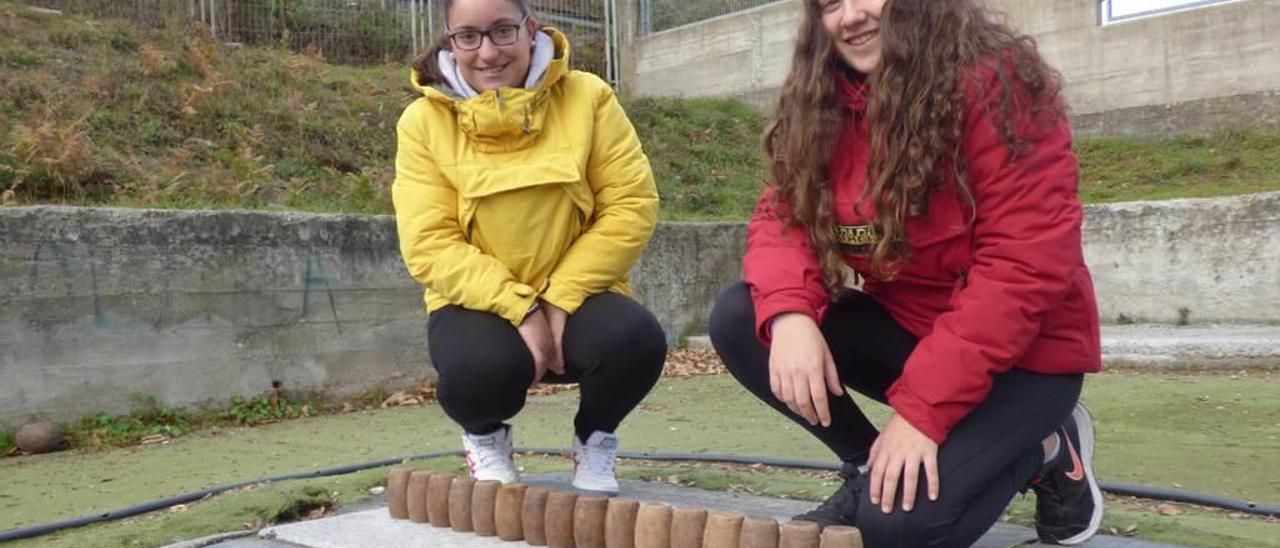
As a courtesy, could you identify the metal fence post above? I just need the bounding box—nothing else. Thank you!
[268,0,275,47]
[605,0,616,88]
[640,0,651,35]
[411,0,419,56]
[427,0,435,38]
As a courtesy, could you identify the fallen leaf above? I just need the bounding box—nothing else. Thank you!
[140,434,168,445]
[369,486,386,496]
[169,504,188,513]
[1157,503,1180,516]
[1121,524,1139,535]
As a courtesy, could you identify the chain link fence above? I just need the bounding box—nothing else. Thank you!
[20,0,614,77]
[638,0,787,34]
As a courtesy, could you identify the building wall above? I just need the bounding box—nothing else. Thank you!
[622,0,1280,136]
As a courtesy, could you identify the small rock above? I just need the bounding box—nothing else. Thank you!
[1227,512,1247,519]
[1157,503,1180,516]
[169,504,189,513]
[369,486,386,496]
[16,421,62,454]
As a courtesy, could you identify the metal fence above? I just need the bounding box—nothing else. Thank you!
[22,0,617,81]
[638,0,788,34]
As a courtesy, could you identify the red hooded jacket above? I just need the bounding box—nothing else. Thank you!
[743,64,1102,444]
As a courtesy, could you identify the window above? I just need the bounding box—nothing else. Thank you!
[1101,0,1243,23]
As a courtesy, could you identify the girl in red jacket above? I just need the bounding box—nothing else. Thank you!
[708,0,1103,546]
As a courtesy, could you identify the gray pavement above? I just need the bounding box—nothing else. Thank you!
[188,473,1176,548]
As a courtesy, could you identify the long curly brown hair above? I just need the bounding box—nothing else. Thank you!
[764,0,1064,291]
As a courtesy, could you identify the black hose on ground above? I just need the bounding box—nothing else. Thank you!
[1,449,1275,543]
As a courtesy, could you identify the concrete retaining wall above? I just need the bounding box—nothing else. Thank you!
[1083,192,1280,325]
[0,207,427,428]
[621,0,1280,137]
[3,192,1278,425]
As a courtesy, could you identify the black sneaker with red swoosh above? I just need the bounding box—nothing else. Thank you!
[1030,403,1104,545]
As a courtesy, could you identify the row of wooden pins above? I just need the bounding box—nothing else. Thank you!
[387,468,863,548]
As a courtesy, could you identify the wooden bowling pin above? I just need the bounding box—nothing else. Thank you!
[448,477,476,533]
[522,486,551,546]
[386,467,412,520]
[703,511,745,548]
[739,515,779,548]
[669,507,707,548]
[574,495,609,548]
[427,473,454,527]
[634,502,673,548]
[406,470,433,523]
[779,520,821,548]
[496,483,528,541]
[819,525,863,548]
[545,490,579,548]
[605,498,640,548]
[471,479,502,536]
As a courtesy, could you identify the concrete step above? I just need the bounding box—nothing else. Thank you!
[686,324,1280,370]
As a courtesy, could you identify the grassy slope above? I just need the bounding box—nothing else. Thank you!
[4,2,1279,222]
[3,370,1276,547]
[0,2,404,214]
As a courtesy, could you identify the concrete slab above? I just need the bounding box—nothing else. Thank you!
[234,473,1173,548]
[1101,324,1280,369]
[689,324,1280,369]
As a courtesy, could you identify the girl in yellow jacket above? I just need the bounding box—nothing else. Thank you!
[392,0,666,494]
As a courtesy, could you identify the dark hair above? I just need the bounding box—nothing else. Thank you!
[412,0,534,87]
[765,0,1064,289]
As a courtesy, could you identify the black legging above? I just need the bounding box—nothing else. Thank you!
[428,291,667,442]
[709,282,1081,548]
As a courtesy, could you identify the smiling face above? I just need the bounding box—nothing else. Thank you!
[818,0,887,75]
[447,0,536,91]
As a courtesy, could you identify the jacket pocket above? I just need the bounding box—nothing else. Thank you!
[454,156,584,232]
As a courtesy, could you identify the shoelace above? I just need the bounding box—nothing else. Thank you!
[471,438,513,471]
[1029,476,1066,505]
[578,443,616,476]
[812,475,861,517]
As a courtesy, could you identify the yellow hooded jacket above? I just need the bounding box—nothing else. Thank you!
[393,28,659,327]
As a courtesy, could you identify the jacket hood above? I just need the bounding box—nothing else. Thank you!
[410,27,572,153]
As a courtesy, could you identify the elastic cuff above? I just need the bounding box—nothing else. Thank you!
[886,386,951,445]
[755,308,821,346]
[542,282,586,315]
[498,284,539,327]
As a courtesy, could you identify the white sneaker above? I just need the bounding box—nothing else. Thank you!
[572,431,620,495]
[462,425,519,484]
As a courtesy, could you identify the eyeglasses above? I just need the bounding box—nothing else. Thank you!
[447,15,529,51]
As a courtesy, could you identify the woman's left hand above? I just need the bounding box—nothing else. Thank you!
[542,301,569,377]
[868,413,940,513]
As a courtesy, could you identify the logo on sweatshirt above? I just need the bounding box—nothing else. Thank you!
[835,224,879,252]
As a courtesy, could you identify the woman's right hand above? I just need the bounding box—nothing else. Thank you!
[769,313,844,427]
[517,308,562,384]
